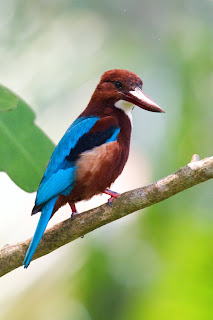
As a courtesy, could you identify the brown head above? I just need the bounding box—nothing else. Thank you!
[84,69,165,117]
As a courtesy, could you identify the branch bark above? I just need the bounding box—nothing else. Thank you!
[0,155,213,277]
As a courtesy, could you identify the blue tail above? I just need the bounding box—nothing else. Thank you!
[23,196,58,268]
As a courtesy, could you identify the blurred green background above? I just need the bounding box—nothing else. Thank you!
[0,0,213,319]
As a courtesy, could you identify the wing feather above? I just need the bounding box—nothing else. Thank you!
[36,167,76,205]
[35,115,120,208]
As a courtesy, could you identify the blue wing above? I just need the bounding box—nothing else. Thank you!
[35,116,100,207]
[35,115,120,208]
[23,115,120,268]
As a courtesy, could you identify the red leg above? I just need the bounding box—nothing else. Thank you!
[69,202,78,220]
[68,202,84,238]
[104,189,120,206]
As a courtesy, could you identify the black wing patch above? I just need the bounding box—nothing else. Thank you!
[65,125,118,163]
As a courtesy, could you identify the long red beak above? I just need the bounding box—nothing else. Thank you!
[123,87,165,113]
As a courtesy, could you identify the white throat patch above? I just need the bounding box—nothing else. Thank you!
[114,99,134,125]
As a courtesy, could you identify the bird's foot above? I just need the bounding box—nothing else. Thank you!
[69,203,78,220]
[71,211,78,220]
[104,189,121,206]
[69,202,84,237]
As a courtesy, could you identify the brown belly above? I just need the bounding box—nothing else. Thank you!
[53,141,128,212]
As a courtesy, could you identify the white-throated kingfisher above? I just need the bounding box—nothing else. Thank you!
[23,69,165,268]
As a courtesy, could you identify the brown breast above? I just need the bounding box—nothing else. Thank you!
[54,107,132,210]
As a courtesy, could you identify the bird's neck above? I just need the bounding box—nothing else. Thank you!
[80,98,132,139]
[80,95,132,169]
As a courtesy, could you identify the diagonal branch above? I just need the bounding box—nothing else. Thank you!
[0,155,213,277]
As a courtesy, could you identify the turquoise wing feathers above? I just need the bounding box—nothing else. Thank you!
[23,115,120,268]
[35,116,100,206]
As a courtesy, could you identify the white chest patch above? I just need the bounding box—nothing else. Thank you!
[114,99,134,125]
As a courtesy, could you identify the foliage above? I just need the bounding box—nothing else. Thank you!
[0,86,54,192]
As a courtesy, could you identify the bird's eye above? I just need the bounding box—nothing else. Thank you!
[114,81,122,89]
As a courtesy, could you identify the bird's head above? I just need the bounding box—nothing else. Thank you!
[93,69,165,115]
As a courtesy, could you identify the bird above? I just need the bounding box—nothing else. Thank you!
[23,69,165,268]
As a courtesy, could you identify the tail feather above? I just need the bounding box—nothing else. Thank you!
[23,196,58,268]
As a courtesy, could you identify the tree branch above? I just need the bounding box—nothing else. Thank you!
[0,155,213,277]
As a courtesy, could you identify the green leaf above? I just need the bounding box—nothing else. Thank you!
[0,85,55,192]
[0,86,19,112]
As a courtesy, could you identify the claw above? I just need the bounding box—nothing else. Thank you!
[69,203,78,220]
[108,198,112,207]
[71,211,78,220]
[104,189,120,206]
[69,203,83,236]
